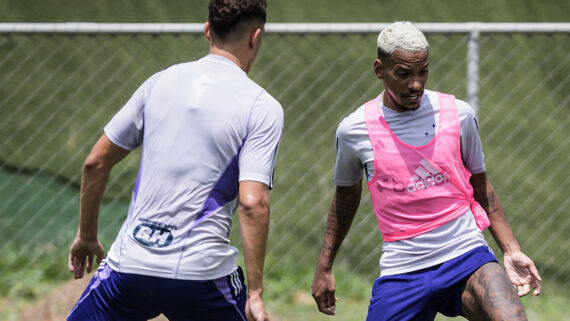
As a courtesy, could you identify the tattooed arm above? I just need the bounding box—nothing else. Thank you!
[470,172,542,296]
[311,180,362,315]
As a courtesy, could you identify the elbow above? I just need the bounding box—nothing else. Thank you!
[82,155,110,176]
[240,193,269,220]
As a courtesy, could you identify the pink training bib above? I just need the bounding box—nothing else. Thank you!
[364,92,490,242]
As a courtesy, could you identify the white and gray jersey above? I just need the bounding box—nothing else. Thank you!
[103,54,283,280]
[334,89,488,276]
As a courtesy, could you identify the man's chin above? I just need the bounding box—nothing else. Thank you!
[402,103,421,111]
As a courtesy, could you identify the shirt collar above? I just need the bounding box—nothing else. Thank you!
[202,54,246,75]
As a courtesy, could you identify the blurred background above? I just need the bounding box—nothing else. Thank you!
[0,0,569,320]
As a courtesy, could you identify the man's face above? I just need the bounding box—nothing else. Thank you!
[374,49,429,112]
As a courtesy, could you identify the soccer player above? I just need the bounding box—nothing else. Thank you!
[311,21,541,320]
[67,1,282,320]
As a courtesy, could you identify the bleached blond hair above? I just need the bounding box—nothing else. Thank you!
[377,21,429,59]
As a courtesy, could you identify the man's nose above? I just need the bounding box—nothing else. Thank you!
[410,77,423,91]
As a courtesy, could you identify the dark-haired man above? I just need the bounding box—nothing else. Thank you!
[67,1,282,320]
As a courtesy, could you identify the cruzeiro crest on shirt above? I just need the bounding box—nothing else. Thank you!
[133,218,177,248]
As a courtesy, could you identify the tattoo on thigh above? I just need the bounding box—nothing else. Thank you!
[462,263,527,321]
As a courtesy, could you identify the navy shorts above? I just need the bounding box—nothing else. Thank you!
[366,246,498,321]
[67,261,247,321]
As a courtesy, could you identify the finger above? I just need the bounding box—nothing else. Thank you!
[73,256,85,279]
[316,295,335,315]
[315,296,327,313]
[327,291,336,314]
[532,281,541,296]
[86,253,93,273]
[96,251,104,265]
[517,283,530,297]
[68,253,75,272]
[528,264,542,282]
[322,293,336,315]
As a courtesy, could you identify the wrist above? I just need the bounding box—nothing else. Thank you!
[248,288,263,299]
[77,230,98,242]
[500,242,522,256]
[316,258,334,272]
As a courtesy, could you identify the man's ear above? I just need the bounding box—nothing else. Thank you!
[204,21,211,42]
[249,27,263,48]
[373,59,384,79]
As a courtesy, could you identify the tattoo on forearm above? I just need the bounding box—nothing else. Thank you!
[474,189,499,215]
[322,191,360,253]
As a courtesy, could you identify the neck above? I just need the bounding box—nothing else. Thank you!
[382,91,404,112]
[209,46,250,73]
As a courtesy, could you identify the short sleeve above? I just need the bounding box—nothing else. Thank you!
[457,99,486,174]
[104,71,162,150]
[333,108,368,186]
[238,91,284,188]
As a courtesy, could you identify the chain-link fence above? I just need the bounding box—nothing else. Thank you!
[0,23,569,319]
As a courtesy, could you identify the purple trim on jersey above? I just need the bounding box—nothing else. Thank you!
[128,155,144,220]
[132,159,143,201]
[128,113,145,220]
[192,153,240,229]
[268,141,279,190]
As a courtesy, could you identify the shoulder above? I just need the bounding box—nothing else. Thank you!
[337,105,368,146]
[337,105,366,135]
[426,90,476,119]
[254,90,284,121]
[455,98,477,119]
[453,98,479,131]
[255,88,281,108]
[141,69,165,91]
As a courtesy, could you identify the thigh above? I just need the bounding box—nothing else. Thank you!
[461,262,527,321]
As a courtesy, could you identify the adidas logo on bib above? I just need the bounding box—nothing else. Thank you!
[407,159,449,192]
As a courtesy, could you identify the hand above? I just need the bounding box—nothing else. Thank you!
[68,235,104,279]
[503,251,542,296]
[311,267,337,315]
[245,293,269,321]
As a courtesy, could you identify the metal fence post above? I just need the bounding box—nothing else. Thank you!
[467,29,480,114]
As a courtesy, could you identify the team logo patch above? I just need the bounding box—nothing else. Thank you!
[133,219,176,248]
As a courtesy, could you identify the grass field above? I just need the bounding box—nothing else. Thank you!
[1,0,569,320]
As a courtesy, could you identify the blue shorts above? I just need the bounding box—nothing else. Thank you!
[67,261,247,321]
[366,246,498,321]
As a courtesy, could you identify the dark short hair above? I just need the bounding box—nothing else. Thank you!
[208,0,267,42]
[377,47,390,60]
